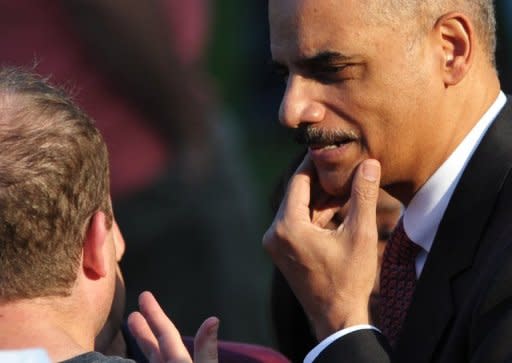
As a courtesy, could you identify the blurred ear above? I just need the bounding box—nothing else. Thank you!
[112,221,126,262]
[434,12,474,86]
[83,211,109,280]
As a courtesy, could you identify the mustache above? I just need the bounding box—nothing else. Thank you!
[294,126,359,145]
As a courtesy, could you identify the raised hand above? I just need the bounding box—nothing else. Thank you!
[263,157,381,340]
[128,291,219,363]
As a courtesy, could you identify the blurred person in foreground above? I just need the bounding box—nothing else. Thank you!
[0,0,268,343]
[262,0,512,362]
[0,67,217,363]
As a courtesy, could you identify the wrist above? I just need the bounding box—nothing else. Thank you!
[311,305,370,341]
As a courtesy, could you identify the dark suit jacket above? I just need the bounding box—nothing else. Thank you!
[315,97,512,363]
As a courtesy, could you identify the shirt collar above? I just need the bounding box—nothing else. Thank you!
[403,91,507,253]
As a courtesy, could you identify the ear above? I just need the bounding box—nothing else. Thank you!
[83,211,110,280]
[434,12,474,86]
[112,221,126,262]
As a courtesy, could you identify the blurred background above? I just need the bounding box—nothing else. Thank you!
[0,0,509,350]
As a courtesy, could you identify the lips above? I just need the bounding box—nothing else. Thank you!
[310,144,340,150]
[307,136,358,168]
[309,138,355,151]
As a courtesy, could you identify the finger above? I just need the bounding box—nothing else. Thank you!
[280,155,315,221]
[127,311,162,363]
[342,159,381,242]
[193,317,219,363]
[138,291,192,363]
[311,204,341,228]
[263,155,316,253]
[311,196,346,228]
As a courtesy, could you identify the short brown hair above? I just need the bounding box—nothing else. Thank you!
[0,67,112,301]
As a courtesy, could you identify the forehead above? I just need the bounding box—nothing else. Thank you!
[269,0,373,60]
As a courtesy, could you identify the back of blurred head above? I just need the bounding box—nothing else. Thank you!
[0,67,124,360]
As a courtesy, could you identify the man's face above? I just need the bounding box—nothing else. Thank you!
[269,0,444,199]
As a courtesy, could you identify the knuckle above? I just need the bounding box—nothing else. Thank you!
[262,220,292,255]
[274,220,290,240]
[262,230,274,253]
[352,183,378,202]
[262,224,280,253]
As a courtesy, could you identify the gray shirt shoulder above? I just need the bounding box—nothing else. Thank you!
[60,352,136,363]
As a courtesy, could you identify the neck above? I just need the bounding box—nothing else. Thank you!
[0,297,96,362]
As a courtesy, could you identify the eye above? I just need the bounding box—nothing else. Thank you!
[318,64,348,73]
[309,64,353,84]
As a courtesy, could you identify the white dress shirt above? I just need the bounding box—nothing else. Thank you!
[0,349,51,363]
[305,91,507,363]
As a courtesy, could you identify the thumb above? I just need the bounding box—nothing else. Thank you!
[194,317,219,363]
[342,159,381,241]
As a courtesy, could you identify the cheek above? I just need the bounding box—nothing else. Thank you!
[354,116,395,167]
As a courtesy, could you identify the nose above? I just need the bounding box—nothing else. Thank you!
[279,75,325,128]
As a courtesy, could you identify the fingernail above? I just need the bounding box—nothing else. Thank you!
[362,160,379,182]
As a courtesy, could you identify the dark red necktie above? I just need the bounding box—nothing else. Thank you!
[378,218,421,346]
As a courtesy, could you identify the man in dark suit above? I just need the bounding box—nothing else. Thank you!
[263,0,512,362]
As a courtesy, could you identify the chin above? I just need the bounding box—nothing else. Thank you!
[317,169,353,199]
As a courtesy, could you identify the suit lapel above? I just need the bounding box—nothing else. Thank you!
[395,98,512,362]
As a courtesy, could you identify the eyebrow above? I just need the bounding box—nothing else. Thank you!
[297,51,354,67]
[270,50,355,70]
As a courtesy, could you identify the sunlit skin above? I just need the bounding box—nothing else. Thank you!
[317,189,402,321]
[264,0,502,340]
[269,0,490,205]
